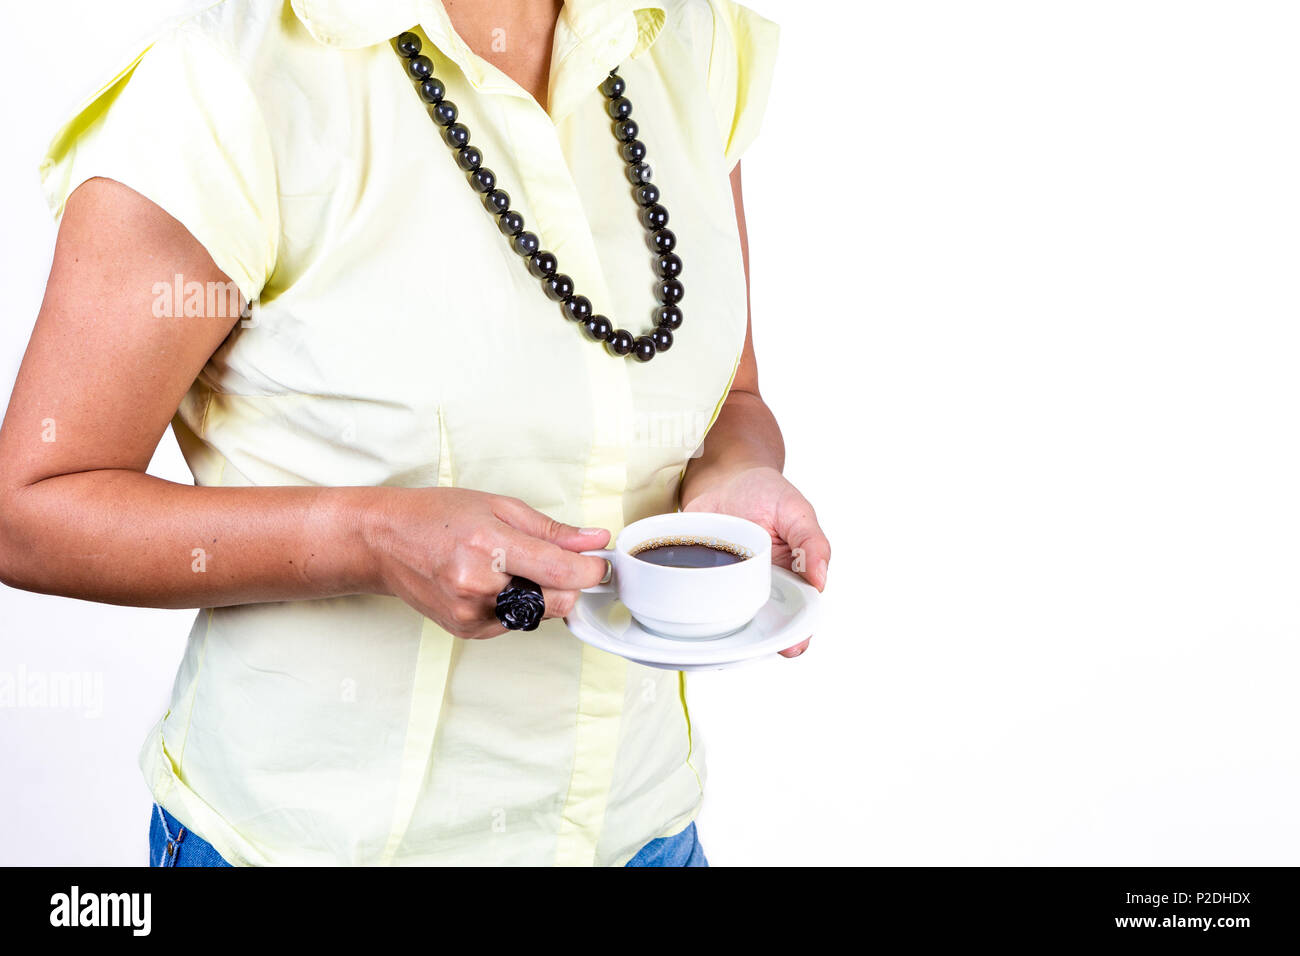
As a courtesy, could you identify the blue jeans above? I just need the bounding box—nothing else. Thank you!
[623,821,708,867]
[148,803,707,867]
[149,803,233,867]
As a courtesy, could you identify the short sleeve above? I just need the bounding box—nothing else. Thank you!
[39,24,280,303]
[704,0,780,170]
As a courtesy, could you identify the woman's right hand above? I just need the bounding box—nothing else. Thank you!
[358,487,611,639]
[0,179,611,621]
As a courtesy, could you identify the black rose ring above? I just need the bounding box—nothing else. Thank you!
[494,576,546,631]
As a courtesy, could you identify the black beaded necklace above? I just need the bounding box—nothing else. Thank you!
[393,31,682,362]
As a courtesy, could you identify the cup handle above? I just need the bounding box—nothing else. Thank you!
[581,549,616,593]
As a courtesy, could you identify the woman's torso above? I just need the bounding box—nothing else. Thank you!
[41,0,774,865]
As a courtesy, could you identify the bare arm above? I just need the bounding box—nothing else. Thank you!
[678,163,786,506]
[0,178,369,607]
[679,164,831,655]
[0,178,606,630]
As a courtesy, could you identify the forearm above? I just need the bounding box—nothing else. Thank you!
[678,162,786,507]
[679,388,785,506]
[0,471,380,608]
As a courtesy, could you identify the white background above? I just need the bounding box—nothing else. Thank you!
[2,0,1298,865]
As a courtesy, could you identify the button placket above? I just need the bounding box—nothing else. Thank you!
[507,98,636,464]
[406,7,645,453]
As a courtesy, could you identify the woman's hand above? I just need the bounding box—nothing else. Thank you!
[682,465,830,657]
[360,487,611,639]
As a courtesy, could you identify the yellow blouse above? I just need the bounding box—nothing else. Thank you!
[39,0,778,865]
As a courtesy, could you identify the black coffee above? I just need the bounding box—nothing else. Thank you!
[631,539,750,568]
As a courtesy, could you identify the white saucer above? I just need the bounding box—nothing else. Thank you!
[564,567,822,671]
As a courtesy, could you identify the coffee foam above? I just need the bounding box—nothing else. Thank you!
[628,535,754,559]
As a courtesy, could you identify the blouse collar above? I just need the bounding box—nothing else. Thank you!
[290,0,668,121]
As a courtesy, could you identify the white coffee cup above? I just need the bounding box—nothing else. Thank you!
[581,512,772,638]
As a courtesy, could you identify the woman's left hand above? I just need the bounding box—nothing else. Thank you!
[681,465,829,657]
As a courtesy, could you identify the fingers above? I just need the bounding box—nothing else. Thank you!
[777,495,831,592]
[540,587,579,620]
[779,637,812,658]
[496,525,610,591]
[436,501,608,640]
[461,621,509,640]
[440,598,508,640]
[778,503,824,654]
[454,586,577,640]
[771,488,824,656]
[493,497,611,552]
